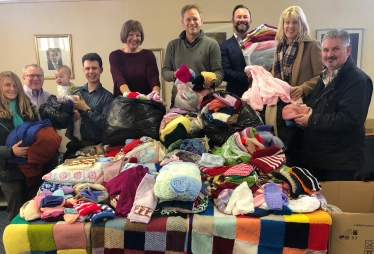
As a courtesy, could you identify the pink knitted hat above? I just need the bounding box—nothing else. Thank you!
[282,104,311,120]
[175,65,192,83]
[223,163,254,176]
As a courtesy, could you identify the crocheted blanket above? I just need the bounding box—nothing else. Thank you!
[3,215,91,254]
[192,204,332,254]
[91,216,189,253]
[3,203,331,254]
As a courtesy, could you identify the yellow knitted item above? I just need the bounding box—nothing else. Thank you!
[201,71,217,83]
[160,116,192,142]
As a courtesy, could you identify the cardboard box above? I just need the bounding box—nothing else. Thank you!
[365,118,374,135]
[320,181,374,254]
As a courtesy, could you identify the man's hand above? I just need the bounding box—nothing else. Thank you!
[73,97,90,111]
[294,114,310,128]
[290,86,304,100]
[173,68,180,79]
[12,140,28,158]
[73,108,81,121]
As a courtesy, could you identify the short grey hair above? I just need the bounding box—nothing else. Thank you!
[323,28,350,47]
[22,64,44,76]
[181,4,202,19]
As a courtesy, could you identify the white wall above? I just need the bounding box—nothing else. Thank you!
[0,0,373,151]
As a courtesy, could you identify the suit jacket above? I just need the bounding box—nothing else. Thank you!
[47,60,63,70]
[220,35,250,97]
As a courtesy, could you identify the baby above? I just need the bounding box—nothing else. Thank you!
[55,65,82,141]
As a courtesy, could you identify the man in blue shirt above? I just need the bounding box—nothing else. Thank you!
[64,53,114,159]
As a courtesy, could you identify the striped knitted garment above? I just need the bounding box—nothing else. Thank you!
[249,146,285,173]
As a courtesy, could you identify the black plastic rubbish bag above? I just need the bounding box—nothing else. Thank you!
[39,95,74,130]
[201,90,263,147]
[102,96,166,145]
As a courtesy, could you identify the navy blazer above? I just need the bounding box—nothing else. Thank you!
[220,35,250,97]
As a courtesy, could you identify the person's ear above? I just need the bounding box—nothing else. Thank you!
[100,68,103,74]
[346,45,352,56]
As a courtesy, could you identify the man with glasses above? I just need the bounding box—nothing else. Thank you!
[22,64,51,108]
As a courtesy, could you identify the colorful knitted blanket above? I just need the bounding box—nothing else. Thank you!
[4,203,331,254]
[3,215,91,254]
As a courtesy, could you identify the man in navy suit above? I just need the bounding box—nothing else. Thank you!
[220,5,252,97]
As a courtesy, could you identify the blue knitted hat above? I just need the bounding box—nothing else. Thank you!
[87,204,115,224]
[180,139,206,155]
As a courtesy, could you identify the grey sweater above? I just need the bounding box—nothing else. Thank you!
[162,30,224,105]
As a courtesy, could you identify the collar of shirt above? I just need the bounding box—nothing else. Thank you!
[322,67,342,86]
[179,30,203,47]
[81,83,104,95]
[233,33,244,47]
[23,84,44,98]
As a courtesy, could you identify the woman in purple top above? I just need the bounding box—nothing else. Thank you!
[109,20,161,97]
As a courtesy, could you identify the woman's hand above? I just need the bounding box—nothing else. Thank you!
[290,86,304,100]
[12,140,28,158]
[244,68,252,79]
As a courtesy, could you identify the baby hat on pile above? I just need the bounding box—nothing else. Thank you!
[87,204,115,223]
[287,195,321,213]
[263,181,289,210]
[154,162,202,202]
[289,167,321,195]
[224,181,254,215]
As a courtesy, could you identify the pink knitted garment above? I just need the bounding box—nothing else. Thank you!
[223,163,254,177]
[242,65,303,111]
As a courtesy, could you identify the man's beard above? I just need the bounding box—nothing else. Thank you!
[234,21,250,34]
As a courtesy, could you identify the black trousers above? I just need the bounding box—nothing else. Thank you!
[0,151,58,223]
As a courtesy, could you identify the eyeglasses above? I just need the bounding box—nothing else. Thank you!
[25,74,44,79]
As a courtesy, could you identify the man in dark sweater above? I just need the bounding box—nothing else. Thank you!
[295,29,373,181]
[162,4,223,107]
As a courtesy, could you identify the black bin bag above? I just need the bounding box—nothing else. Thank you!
[39,95,74,130]
[103,96,166,145]
[201,90,263,147]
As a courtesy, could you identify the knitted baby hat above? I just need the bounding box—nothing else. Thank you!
[175,65,192,83]
[21,200,41,221]
[224,181,254,215]
[223,163,254,177]
[192,75,205,91]
[87,204,116,224]
[180,138,206,155]
[290,167,321,193]
[263,182,289,210]
[282,104,311,120]
[73,183,109,204]
[287,195,321,213]
[74,201,102,216]
[216,188,234,213]
[154,162,202,201]
[198,153,225,168]
[250,147,285,173]
[40,195,64,208]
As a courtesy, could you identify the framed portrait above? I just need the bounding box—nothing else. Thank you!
[316,28,363,68]
[34,34,74,79]
[148,48,165,100]
[203,21,232,45]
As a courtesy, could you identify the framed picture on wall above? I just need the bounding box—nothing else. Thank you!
[316,28,363,68]
[34,34,74,79]
[148,48,165,100]
[203,21,232,45]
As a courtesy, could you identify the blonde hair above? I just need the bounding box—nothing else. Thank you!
[275,6,311,43]
[0,71,37,119]
[55,65,72,76]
